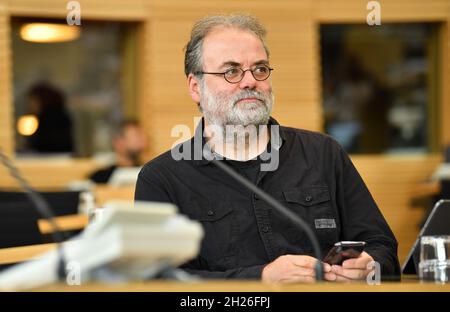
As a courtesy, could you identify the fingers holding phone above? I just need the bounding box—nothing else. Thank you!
[323,241,366,265]
[327,251,374,282]
[262,254,332,284]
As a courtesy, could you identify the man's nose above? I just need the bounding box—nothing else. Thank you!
[238,70,257,89]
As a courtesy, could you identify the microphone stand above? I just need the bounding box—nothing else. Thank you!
[0,148,67,280]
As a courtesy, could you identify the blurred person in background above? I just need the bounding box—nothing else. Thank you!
[26,83,74,154]
[89,120,148,184]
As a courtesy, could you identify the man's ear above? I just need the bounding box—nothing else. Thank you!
[187,73,201,104]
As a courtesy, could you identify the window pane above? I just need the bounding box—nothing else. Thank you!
[321,23,439,154]
[12,18,137,157]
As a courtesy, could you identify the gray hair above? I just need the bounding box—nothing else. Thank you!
[184,13,270,77]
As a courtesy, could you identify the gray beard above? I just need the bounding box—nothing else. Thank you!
[199,84,274,142]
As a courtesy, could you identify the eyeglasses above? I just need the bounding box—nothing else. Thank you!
[194,64,274,84]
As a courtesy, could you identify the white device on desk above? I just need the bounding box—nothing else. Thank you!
[108,167,142,186]
[432,164,450,180]
[0,201,203,291]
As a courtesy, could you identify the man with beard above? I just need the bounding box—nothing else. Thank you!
[89,120,148,184]
[135,14,400,283]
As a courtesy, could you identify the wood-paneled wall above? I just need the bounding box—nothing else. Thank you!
[0,1,13,156]
[0,158,99,189]
[352,155,442,263]
[0,0,449,263]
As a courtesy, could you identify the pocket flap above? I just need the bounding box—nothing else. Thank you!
[196,206,233,221]
[189,197,233,221]
[283,186,331,207]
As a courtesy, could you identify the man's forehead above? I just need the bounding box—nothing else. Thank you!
[202,26,268,67]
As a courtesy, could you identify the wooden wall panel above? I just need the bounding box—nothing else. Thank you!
[136,16,154,162]
[0,1,12,156]
[352,155,442,263]
[148,0,314,20]
[8,0,149,21]
[150,112,201,156]
[317,0,450,22]
[442,20,450,146]
[146,18,196,156]
[268,19,323,132]
[0,159,100,189]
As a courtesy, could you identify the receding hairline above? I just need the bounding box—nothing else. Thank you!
[203,23,266,42]
[205,25,267,50]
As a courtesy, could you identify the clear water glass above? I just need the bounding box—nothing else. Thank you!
[418,235,450,283]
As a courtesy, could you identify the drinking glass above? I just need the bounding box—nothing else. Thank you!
[418,235,450,283]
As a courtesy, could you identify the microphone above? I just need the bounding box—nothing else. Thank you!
[204,149,324,281]
[0,147,67,280]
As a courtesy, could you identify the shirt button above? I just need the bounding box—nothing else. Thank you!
[253,193,259,200]
[305,195,312,202]
[207,210,215,216]
[261,225,269,233]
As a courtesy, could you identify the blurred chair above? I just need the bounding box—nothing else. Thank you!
[0,190,81,216]
[0,202,43,249]
[0,190,82,252]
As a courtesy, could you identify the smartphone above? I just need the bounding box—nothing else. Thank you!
[323,241,366,265]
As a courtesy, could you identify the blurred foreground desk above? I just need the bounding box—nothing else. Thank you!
[0,243,55,265]
[38,215,88,235]
[36,279,450,292]
[1,245,449,292]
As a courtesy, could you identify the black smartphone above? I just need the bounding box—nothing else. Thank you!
[323,241,366,265]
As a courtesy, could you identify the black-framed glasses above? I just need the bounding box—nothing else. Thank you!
[194,64,274,84]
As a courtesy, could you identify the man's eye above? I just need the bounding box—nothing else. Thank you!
[225,68,240,76]
[254,65,269,74]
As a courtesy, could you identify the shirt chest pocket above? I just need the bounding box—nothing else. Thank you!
[282,186,339,246]
[283,186,331,208]
[187,197,237,269]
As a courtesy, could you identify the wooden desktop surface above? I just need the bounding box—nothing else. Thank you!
[38,215,89,235]
[1,245,449,292]
[0,243,55,265]
[36,279,450,292]
[1,215,449,292]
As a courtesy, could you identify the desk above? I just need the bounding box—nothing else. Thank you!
[0,243,55,265]
[38,215,88,235]
[1,245,449,292]
[36,279,450,292]
[0,245,448,292]
[94,185,135,206]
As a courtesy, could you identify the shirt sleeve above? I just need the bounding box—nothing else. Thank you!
[333,140,401,280]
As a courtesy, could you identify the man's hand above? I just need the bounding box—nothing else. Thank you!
[262,255,333,284]
[325,251,374,282]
